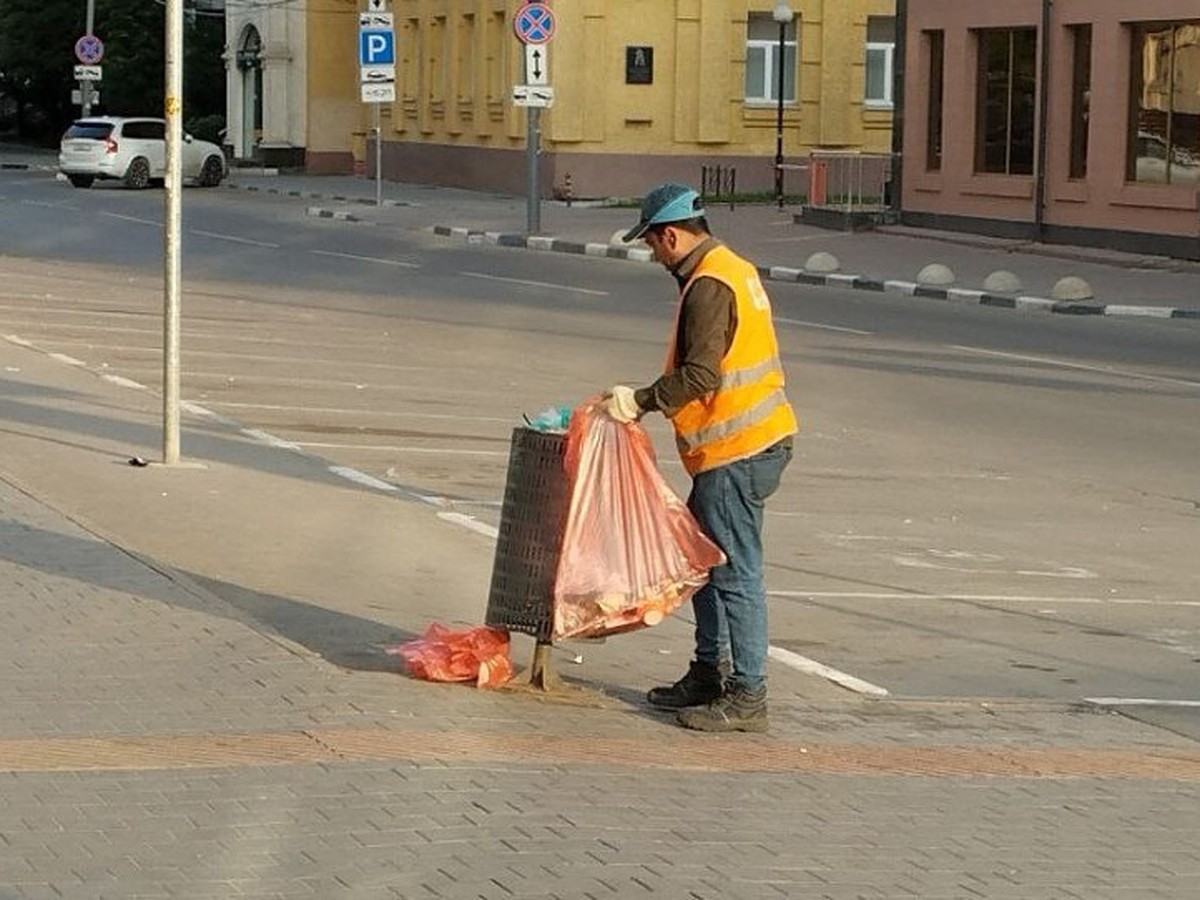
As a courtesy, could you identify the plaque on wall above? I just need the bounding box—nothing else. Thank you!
[626,46,653,84]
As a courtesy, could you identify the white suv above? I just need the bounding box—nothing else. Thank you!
[58,116,227,189]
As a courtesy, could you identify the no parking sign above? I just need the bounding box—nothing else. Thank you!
[513,3,555,44]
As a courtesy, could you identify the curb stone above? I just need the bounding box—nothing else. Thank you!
[431,225,654,262]
[227,182,411,207]
[432,226,1200,320]
[305,206,372,224]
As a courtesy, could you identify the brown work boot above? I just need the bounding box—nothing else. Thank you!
[646,660,725,709]
[676,684,768,733]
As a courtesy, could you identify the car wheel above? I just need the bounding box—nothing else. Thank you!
[197,155,224,187]
[67,174,94,188]
[124,157,151,189]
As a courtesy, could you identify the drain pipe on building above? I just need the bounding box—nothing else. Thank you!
[891,0,907,219]
[1033,0,1052,244]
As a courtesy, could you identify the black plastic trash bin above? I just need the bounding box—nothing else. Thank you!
[485,427,571,683]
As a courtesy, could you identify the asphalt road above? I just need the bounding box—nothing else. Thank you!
[2,168,1198,720]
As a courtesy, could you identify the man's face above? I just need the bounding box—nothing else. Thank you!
[643,224,682,268]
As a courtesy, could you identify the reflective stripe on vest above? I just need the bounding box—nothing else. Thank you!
[668,245,798,474]
[675,387,791,453]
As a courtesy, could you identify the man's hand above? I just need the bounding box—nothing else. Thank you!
[602,385,641,423]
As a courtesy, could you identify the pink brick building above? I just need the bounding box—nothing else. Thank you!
[897,1,1200,259]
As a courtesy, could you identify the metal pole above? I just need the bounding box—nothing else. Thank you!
[526,106,541,235]
[774,19,786,209]
[374,102,382,207]
[80,0,95,116]
[162,0,183,465]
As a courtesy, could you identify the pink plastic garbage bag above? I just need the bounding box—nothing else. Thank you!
[387,623,514,688]
[552,401,725,640]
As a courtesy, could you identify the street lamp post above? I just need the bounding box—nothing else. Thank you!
[773,2,794,209]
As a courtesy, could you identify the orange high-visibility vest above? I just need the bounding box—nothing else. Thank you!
[667,245,798,475]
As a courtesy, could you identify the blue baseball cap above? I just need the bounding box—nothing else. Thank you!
[622,183,706,242]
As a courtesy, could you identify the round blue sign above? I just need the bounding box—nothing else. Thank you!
[75,34,104,65]
[513,3,555,45]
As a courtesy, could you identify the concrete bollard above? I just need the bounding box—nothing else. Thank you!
[983,270,1023,294]
[805,251,840,274]
[917,263,955,286]
[1050,276,1094,301]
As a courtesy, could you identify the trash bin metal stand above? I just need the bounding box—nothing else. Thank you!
[485,427,572,690]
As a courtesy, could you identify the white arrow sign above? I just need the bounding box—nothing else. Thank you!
[525,44,548,86]
[74,64,102,81]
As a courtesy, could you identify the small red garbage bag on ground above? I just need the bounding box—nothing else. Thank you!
[552,401,726,640]
[386,623,514,688]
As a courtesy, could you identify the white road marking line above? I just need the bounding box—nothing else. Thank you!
[99,373,146,390]
[437,512,499,539]
[22,199,79,210]
[767,645,890,697]
[241,428,302,451]
[327,466,398,493]
[0,316,438,352]
[295,441,508,457]
[180,401,227,422]
[310,249,419,268]
[198,401,512,424]
[769,590,1200,607]
[99,211,161,227]
[951,344,1200,390]
[190,230,280,248]
[48,353,86,367]
[460,270,609,296]
[29,340,430,373]
[1084,697,1200,707]
[776,316,873,335]
[0,310,154,325]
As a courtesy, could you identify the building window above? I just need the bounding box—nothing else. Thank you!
[745,14,797,105]
[975,27,1037,175]
[926,30,944,172]
[1068,25,1092,180]
[1129,22,1200,185]
[865,17,895,108]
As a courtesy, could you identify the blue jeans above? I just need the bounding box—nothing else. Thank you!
[686,440,792,693]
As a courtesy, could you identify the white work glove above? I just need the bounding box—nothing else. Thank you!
[602,385,641,423]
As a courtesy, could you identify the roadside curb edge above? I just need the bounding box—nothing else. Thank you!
[430,226,1199,321]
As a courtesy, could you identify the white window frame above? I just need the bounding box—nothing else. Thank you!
[745,26,797,106]
[865,41,894,108]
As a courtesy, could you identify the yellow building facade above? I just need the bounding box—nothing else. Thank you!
[280,0,895,197]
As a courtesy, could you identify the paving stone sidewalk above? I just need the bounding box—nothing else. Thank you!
[2,332,1200,898]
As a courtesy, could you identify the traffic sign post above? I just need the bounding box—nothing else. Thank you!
[513,2,557,235]
[74,31,104,116]
[359,4,396,207]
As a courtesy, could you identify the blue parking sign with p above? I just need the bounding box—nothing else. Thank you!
[360,29,395,66]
